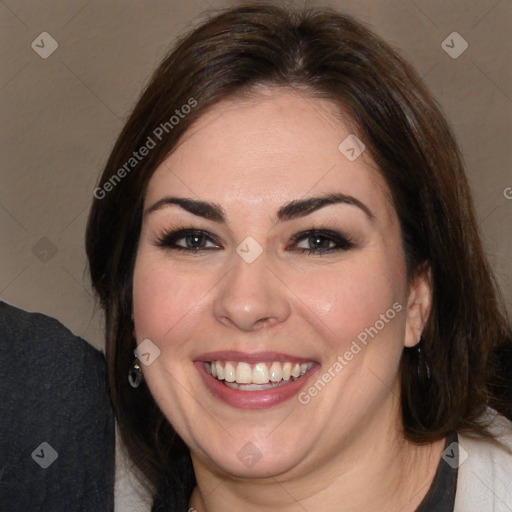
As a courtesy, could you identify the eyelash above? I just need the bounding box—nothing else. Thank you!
[154,226,356,255]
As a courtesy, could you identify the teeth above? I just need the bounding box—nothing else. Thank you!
[225,381,284,391]
[236,362,252,383]
[206,360,314,386]
[253,363,269,384]
[283,362,292,381]
[215,361,224,380]
[224,361,236,382]
[269,362,283,382]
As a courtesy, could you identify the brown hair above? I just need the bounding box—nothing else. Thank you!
[85,3,512,507]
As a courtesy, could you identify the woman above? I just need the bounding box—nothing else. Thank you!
[85,3,512,511]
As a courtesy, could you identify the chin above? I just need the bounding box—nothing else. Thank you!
[201,441,310,480]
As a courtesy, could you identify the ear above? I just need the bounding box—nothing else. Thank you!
[404,263,432,348]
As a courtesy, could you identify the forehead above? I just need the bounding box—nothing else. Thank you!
[145,89,393,219]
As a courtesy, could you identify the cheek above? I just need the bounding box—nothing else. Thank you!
[132,255,212,349]
[292,254,406,354]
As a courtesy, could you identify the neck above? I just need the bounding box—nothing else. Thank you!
[189,385,446,512]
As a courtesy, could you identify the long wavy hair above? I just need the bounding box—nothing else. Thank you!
[85,3,512,508]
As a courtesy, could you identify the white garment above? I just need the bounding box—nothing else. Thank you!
[114,423,152,512]
[454,410,512,511]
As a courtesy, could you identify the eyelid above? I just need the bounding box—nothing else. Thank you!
[154,227,222,249]
[290,228,356,253]
[153,225,357,255]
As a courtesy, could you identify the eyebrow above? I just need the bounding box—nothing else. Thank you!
[146,192,374,223]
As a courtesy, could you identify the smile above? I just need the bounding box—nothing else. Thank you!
[195,352,319,409]
[205,360,314,390]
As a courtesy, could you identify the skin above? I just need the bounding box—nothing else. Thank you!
[132,88,446,512]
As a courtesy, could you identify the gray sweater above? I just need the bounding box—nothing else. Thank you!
[0,301,115,511]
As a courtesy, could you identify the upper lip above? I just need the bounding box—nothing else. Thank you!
[195,350,318,364]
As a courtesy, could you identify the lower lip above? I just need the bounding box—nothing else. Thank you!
[195,362,319,410]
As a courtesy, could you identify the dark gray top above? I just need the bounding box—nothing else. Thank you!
[0,301,115,511]
[415,432,458,512]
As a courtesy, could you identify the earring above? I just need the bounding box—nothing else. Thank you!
[128,359,143,388]
[417,338,431,383]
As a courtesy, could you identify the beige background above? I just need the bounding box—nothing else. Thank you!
[1,0,511,352]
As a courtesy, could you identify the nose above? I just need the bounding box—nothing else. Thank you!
[212,247,291,332]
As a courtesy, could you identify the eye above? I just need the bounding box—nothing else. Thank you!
[290,229,355,255]
[154,227,355,255]
[155,228,220,252]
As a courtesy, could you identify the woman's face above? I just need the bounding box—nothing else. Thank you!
[133,89,424,479]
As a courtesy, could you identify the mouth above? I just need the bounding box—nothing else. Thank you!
[205,360,314,390]
[195,352,319,409]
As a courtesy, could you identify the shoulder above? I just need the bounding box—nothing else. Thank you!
[0,298,111,425]
[0,300,104,367]
[0,301,115,511]
[454,409,512,512]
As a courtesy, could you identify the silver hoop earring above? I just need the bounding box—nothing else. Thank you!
[128,359,142,388]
